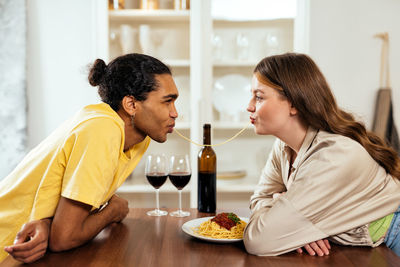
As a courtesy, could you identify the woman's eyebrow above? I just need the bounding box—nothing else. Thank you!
[252,89,265,94]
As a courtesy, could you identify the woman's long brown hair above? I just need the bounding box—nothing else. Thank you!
[255,53,400,178]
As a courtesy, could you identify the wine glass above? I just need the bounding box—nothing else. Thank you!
[119,24,135,54]
[236,33,249,61]
[211,33,223,61]
[169,155,191,217]
[139,24,151,54]
[145,154,168,216]
[266,33,280,56]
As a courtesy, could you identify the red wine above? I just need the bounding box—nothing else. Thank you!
[146,173,167,189]
[198,172,216,213]
[169,172,191,190]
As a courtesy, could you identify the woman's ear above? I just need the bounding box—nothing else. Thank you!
[121,95,137,116]
[290,104,298,116]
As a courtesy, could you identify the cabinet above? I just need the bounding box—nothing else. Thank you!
[97,0,308,209]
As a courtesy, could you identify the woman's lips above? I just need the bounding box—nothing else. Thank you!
[250,117,255,124]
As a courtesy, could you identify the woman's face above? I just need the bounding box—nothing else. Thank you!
[247,74,294,136]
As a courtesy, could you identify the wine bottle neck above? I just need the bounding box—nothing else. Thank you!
[203,127,211,145]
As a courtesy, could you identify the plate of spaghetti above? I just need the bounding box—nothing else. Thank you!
[182,213,248,243]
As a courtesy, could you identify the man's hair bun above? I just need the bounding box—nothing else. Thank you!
[88,59,107,86]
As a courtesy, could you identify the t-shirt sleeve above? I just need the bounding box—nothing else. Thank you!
[250,139,286,212]
[60,118,121,209]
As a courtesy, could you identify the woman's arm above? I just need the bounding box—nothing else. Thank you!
[49,194,128,252]
[250,140,286,212]
[273,192,331,256]
[244,196,328,256]
[244,136,377,256]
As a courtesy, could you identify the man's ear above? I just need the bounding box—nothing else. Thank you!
[121,95,138,116]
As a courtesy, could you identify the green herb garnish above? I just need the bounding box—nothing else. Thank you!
[227,213,241,224]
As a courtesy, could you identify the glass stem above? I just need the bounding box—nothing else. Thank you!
[178,189,182,212]
[156,188,160,211]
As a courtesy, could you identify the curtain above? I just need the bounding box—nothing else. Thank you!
[0,0,27,180]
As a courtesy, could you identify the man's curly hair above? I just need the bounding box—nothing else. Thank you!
[88,53,171,111]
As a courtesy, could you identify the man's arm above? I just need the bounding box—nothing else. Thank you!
[49,194,128,252]
[4,218,51,263]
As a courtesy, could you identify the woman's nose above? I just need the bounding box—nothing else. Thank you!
[247,100,255,113]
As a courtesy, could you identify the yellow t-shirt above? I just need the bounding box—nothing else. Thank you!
[0,103,150,262]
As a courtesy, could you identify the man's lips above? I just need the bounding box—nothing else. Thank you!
[167,124,175,132]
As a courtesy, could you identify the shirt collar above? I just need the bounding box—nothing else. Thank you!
[284,127,319,170]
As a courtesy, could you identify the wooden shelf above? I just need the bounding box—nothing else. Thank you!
[117,181,191,193]
[213,121,253,130]
[217,184,256,193]
[163,59,190,67]
[117,176,257,194]
[213,17,294,23]
[109,9,190,22]
[218,176,257,193]
[213,60,258,67]
[217,175,258,193]
[175,121,190,129]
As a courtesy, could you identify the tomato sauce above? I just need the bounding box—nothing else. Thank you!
[211,213,238,230]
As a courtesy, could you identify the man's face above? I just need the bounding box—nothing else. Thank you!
[134,74,178,143]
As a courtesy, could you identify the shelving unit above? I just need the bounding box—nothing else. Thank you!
[97,0,308,209]
[109,9,190,22]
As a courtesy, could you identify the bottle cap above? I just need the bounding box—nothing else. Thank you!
[203,123,211,128]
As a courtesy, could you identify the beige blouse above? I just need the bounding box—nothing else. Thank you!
[243,127,400,256]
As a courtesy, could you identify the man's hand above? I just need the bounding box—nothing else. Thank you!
[296,239,331,256]
[107,194,129,223]
[4,218,51,263]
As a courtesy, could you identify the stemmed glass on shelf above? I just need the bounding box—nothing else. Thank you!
[145,154,168,216]
[169,154,191,217]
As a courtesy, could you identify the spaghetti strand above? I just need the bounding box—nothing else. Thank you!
[174,122,252,147]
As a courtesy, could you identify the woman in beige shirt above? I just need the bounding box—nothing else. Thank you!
[243,53,400,257]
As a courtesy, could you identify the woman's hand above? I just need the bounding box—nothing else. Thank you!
[4,218,51,263]
[272,191,286,200]
[296,239,331,256]
[272,192,331,256]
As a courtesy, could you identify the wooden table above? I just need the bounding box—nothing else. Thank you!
[2,208,400,267]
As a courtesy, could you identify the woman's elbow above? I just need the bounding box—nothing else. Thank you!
[243,237,263,255]
[243,225,288,256]
[244,232,270,255]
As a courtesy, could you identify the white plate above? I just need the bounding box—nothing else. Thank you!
[181,216,249,243]
[212,74,251,120]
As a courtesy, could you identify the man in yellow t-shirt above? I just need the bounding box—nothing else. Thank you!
[0,54,179,263]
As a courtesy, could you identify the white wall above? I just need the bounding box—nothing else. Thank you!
[308,0,400,129]
[26,0,400,148]
[27,0,104,149]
